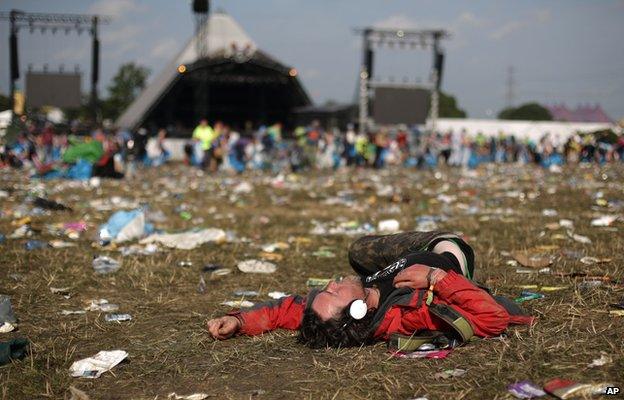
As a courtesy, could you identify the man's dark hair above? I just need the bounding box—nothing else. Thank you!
[297,307,375,349]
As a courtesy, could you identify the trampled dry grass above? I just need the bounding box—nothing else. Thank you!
[0,163,622,399]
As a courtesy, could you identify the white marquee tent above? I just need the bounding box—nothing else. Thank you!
[431,118,614,141]
[116,11,258,129]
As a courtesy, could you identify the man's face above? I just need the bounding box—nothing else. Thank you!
[311,276,366,321]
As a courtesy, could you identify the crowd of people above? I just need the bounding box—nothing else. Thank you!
[184,119,624,173]
[2,116,624,178]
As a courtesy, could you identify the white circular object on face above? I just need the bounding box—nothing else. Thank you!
[349,299,368,320]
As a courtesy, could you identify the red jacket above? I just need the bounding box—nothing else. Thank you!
[230,272,533,339]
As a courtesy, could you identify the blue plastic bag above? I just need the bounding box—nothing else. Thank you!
[65,159,93,180]
[99,209,154,243]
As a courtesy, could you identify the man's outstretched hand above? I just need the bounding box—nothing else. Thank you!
[206,316,241,340]
[393,264,447,289]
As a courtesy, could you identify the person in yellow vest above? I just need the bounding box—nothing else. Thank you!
[192,118,215,168]
[354,132,369,167]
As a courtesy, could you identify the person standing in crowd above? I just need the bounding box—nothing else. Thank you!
[209,123,228,172]
[373,129,389,169]
[192,118,215,169]
[354,130,369,167]
[146,128,170,167]
[343,124,357,166]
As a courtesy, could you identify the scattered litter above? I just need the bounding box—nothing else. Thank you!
[542,209,558,217]
[545,222,560,230]
[49,240,77,248]
[237,259,277,274]
[197,275,206,294]
[0,295,17,324]
[568,232,592,244]
[88,177,101,188]
[511,251,554,268]
[311,247,336,258]
[415,215,440,231]
[587,352,612,368]
[69,350,128,378]
[578,280,602,290]
[120,244,159,256]
[92,256,121,274]
[233,181,253,194]
[514,291,545,303]
[99,209,152,243]
[590,215,618,227]
[61,221,88,239]
[167,393,210,400]
[268,291,288,299]
[580,256,598,265]
[261,242,289,253]
[202,264,222,272]
[233,290,259,297]
[540,286,567,292]
[50,287,72,299]
[391,349,452,359]
[85,299,119,312]
[140,228,227,250]
[559,219,574,229]
[433,368,466,379]
[211,268,231,276]
[310,220,374,236]
[543,378,614,399]
[33,197,72,211]
[25,240,47,250]
[609,310,624,317]
[378,219,400,233]
[0,322,16,333]
[61,310,87,316]
[221,300,254,308]
[259,252,283,261]
[105,314,132,322]
[507,380,547,399]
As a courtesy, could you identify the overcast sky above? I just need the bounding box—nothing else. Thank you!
[1,0,623,119]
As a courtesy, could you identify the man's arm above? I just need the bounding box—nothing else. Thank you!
[207,295,305,339]
[389,270,509,338]
[431,271,510,337]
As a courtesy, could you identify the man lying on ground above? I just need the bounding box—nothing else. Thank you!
[206,231,533,348]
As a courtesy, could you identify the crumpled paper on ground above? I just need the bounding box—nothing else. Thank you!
[140,228,227,250]
[69,350,128,378]
[237,259,277,274]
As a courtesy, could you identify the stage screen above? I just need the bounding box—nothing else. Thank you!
[372,86,430,125]
[26,72,82,108]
